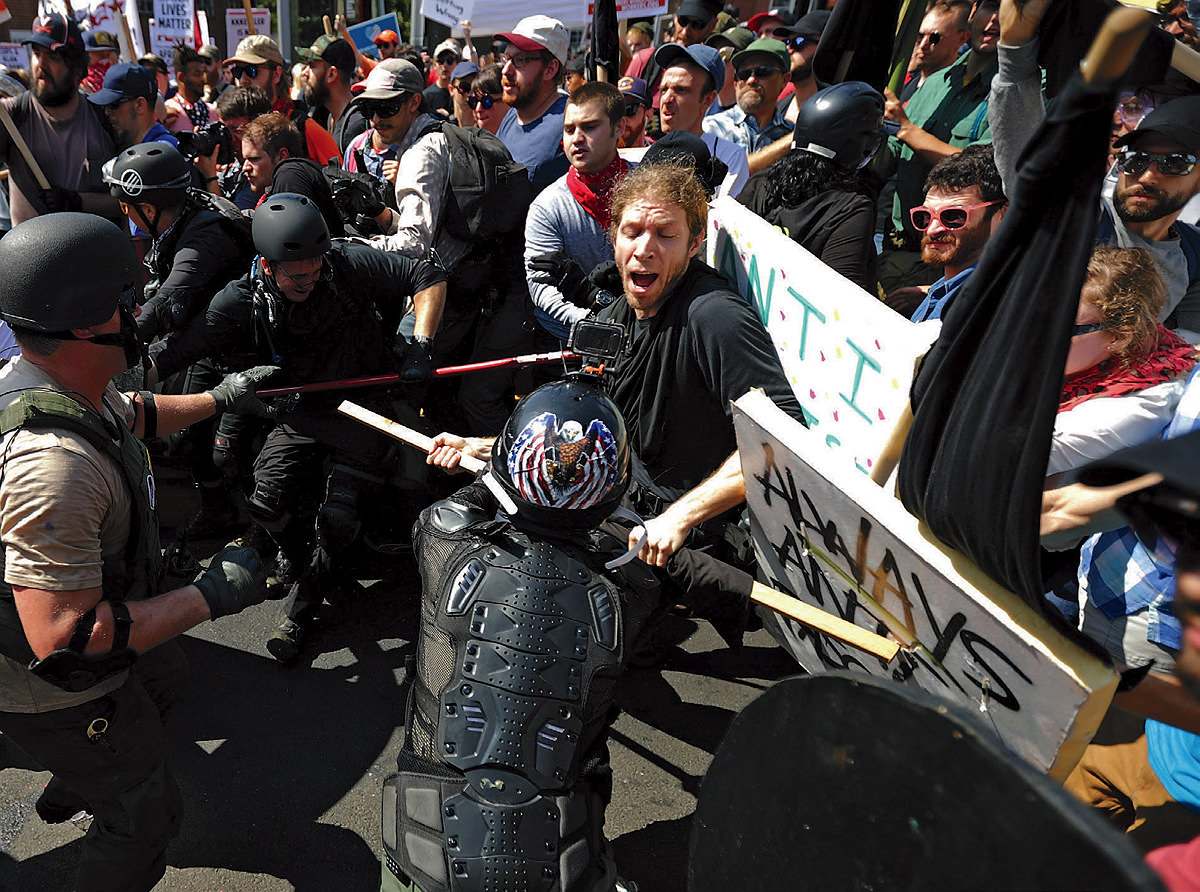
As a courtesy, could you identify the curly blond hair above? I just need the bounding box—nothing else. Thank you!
[609,160,708,243]
[1084,245,1166,368]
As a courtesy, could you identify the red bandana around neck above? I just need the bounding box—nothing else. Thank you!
[566,155,629,232]
[1059,325,1198,412]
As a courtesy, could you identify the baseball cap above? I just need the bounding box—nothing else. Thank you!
[1114,96,1200,155]
[706,27,755,53]
[224,34,285,67]
[777,10,831,38]
[84,30,119,52]
[497,15,570,64]
[23,13,84,54]
[373,29,399,45]
[731,38,790,74]
[87,62,156,105]
[434,39,460,61]
[654,43,725,92]
[676,0,720,21]
[351,58,424,98]
[747,9,793,32]
[452,61,479,81]
[296,34,355,73]
[566,56,586,74]
[618,75,650,107]
[642,130,729,199]
[198,43,222,61]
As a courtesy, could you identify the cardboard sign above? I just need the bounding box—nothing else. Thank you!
[150,0,193,68]
[707,196,938,478]
[587,0,668,16]
[0,42,27,72]
[224,8,270,60]
[421,0,474,31]
[733,390,1118,778]
[346,13,401,60]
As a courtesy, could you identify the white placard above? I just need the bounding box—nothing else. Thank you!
[734,391,1118,778]
[421,0,475,30]
[587,0,668,18]
[708,196,937,478]
[150,0,193,69]
[0,42,27,72]
[224,8,271,59]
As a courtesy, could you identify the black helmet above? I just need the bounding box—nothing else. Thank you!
[0,213,139,331]
[792,82,886,170]
[491,377,630,530]
[252,193,331,262]
[103,143,191,207]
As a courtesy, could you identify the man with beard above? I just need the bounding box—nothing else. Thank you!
[0,13,120,225]
[494,15,571,195]
[87,63,178,151]
[703,38,792,153]
[900,1,972,101]
[988,0,1200,334]
[888,146,1006,321]
[880,0,1001,291]
[165,44,217,132]
[298,34,367,154]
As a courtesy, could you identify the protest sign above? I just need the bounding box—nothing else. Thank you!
[421,0,474,31]
[0,42,26,71]
[708,196,936,477]
[150,0,193,68]
[224,8,270,59]
[346,13,401,59]
[587,0,668,16]
[733,390,1117,778]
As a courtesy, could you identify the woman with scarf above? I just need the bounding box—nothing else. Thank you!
[1049,245,1198,478]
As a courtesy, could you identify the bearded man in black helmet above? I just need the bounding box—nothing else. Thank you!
[0,213,274,892]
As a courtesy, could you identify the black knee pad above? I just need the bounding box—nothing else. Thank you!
[247,479,292,534]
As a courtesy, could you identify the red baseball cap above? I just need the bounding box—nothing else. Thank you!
[373,29,399,45]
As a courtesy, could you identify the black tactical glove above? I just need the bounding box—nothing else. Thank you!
[350,178,386,219]
[207,365,280,417]
[396,336,433,385]
[528,250,595,308]
[38,186,83,213]
[194,544,270,620]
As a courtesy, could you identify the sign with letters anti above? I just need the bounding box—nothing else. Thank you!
[733,391,1118,778]
[150,0,193,68]
[707,196,938,478]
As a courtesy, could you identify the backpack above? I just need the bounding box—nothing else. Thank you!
[419,119,532,244]
[1096,200,1200,284]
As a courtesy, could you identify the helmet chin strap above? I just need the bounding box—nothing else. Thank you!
[130,202,162,239]
[604,506,648,569]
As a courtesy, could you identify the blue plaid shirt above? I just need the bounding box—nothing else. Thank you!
[702,105,792,154]
[1077,364,1200,649]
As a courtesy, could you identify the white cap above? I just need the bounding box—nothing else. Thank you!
[497,15,570,65]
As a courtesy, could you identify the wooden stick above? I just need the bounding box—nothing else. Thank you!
[1172,40,1200,83]
[242,0,257,35]
[1079,6,1154,85]
[0,103,50,190]
[323,14,334,36]
[338,400,486,474]
[751,582,900,662]
[869,401,913,486]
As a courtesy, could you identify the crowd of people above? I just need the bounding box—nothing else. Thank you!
[0,0,1199,889]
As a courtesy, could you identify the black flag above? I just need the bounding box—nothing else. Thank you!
[591,0,619,84]
[811,0,903,89]
[896,73,1118,610]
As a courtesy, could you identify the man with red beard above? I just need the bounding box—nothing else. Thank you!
[525,82,631,341]
[893,145,1007,322]
[0,14,120,225]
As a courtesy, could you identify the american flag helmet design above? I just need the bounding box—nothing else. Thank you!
[506,411,620,510]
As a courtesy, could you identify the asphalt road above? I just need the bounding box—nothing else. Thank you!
[0,463,799,892]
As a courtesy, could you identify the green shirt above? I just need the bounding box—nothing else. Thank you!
[890,50,998,240]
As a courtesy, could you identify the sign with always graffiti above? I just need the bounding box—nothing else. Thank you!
[734,391,1117,778]
[707,197,937,478]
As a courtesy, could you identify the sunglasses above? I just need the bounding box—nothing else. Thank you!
[1115,93,1154,126]
[623,101,645,117]
[676,15,711,28]
[1072,322,1107,336]
[734,64,783,81]
[781,35,809,51]
[230,63,268,80]
[466,93,498,109]
[910,199,1002,230]
[362,98,407,118]
[918,30,944,46]
[1115,149,1198,177]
